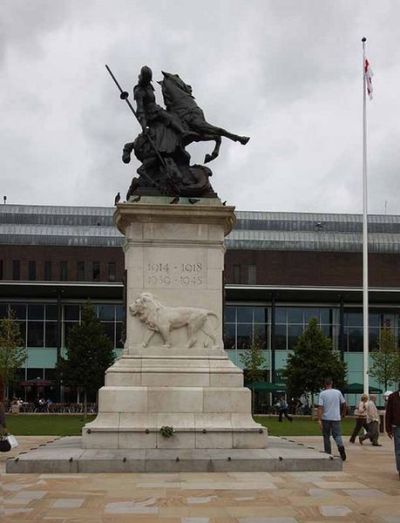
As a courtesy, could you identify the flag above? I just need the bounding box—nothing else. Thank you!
[364,58,373,100]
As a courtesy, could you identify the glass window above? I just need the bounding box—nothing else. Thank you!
[12,260,20,280]
[45,322,58,347]
[288,324,303,349]
[27,322,44,347]
[77,261,85,281]
[369,312,381,328]
[115,305,124,321]
[9,304,26,319]
[64,305,79,321]
[275,308,287,324]
[320,308,332,324]
[253,323,268,348]
[17,321,26,346]
[224,323,236,350]
[28,261,36,281]
[115,322,124,348]
[224,306,236,323]
[0,260,3,279]
[287,308,303,324]
[304,308,320,323]
[97,304,114,321]
[254,307,268,323]
[321,324,332,339]
[369,327,380,351]
[28,304,44,320]
[348,327,363,351]
[60,261,68,281]
[46,304,58,321]
[274,324,287,349]
[108,262,116,282]
[101,322,115,345]
[237,307,253,323]
[346,312,362,327]
[237,323,252,349]
[92,261,100,281]
[44,261,52,281]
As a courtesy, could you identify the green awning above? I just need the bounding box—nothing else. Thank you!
[342,383,383,394]
[245,382,286,392]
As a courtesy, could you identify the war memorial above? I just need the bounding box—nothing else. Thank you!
[6,66,340,473]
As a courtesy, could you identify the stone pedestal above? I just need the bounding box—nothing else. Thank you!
[82,197,267,450]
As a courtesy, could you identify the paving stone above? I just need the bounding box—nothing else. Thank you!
[344,488,387,497]
[181,518,210,523]
[105,501,158,514]
[319,505,352,517]
[238,518,298,523]
[52,498,84,508]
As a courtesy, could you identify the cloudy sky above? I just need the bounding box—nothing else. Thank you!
[1,0,400,214]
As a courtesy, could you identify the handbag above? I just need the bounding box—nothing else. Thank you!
[0,436,11,452]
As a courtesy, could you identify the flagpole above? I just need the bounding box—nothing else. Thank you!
[362,37,369,395]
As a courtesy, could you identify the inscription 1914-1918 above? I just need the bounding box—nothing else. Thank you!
[145,261,205,289]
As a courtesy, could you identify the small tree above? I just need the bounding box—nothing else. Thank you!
[240,341,267,413]
[283,318,347,406]
[369,326,400,391]
[57,303,115,416]
[0,313,27,401]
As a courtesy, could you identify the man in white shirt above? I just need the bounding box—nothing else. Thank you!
[317,377,347,461]
[359,394,381,446]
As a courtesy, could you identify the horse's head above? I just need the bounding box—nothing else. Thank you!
[158,71,194,107]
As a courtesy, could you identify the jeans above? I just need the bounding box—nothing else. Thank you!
[360,420,379,445]
[349,417,367,443]
[322,420,344,454]
[394,426,400,472]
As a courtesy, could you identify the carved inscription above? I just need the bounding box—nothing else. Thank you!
[145,261,205,289]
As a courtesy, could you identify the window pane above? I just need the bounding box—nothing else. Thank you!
[44,261,52,281]
[92,261,100,281]
[275,308,287,324]
[9,304,26,319]
[253,323,268,348]
[237,307,253,323]
[77,261,85,281]
[346,312,362,327]
[64,305,79,321]
[288,324,303,349]
[321,324,332,339]
[60,261,68,281]
[115,305,124,321]
[369,327,379,351]
[97,304,114,320]
[233,264,241,283]
[369,313,381,328]
[224,306,236,323]
[12,260,20,280]
[320,308,332,324]
[28,304,44,320]
[108,262,116,282]
[17,321,26,346]
[27,322,44,347]
[237,323,251,349]
[45,322,58,347]
[115,322,124,348]
[287,308,303,324]
[348,327,363,351]
[247,265,256,284]
[0,304,7,318]
[254,307,268,323]
[274,324,286,349]
[101,322,115,346]
[304,308,320,323]
[28,261,36,281]
[46,305,58,321]
[223,323,236,350]
[27,368,44,380]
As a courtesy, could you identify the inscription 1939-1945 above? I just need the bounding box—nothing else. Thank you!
[145,261,205,289]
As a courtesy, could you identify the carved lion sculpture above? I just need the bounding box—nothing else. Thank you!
[129,292,218,348]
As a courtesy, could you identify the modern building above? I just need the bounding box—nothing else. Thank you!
[1,203,400,406]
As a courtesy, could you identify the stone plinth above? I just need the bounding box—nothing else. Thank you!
[82,197,267,450]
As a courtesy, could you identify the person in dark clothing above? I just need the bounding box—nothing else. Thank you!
[385,388,400,479]
[349,393,368,443]
[277,396,293,422]
[0,401,7,432]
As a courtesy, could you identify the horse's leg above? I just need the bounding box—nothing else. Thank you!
[204,137,221,164]
[191,120,249,145]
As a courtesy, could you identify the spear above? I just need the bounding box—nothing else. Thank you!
[105,64,168,170]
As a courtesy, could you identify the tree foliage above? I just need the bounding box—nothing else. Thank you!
[369,326,400,390]
[0,313,27,400]
[57,303,115,409]
[283,318,347,399]
[240,341,267,384]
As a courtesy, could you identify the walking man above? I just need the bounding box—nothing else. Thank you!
[277,396,293,422]
[385,387,400,479]
[359,393,381,446]
[317,377,347,461]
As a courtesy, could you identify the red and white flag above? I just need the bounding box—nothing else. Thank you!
[364,58,373,100]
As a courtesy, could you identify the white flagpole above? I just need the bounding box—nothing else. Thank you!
[362,37,369,395]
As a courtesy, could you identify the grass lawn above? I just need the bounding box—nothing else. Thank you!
[255,416,358,436]
[5,414,361,437]
[5,415,96,436]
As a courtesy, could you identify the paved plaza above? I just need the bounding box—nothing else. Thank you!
[1,434,399,522]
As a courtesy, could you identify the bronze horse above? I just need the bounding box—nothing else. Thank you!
[159,71,249,164]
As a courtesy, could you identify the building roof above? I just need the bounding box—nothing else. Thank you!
[1,204,400,253]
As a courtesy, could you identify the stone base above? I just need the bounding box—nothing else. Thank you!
[6,436,342,473]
